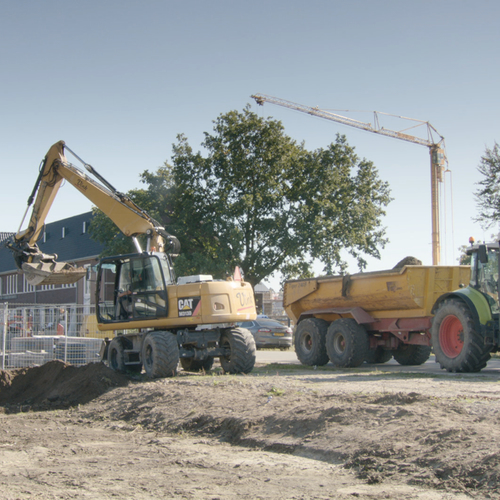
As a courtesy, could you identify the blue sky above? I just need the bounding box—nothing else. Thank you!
[1,1,499,287]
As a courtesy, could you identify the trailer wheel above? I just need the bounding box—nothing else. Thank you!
[326,318,369,368]
[180,357,214,373]
[365,347,393,364]
[393,345,431,366]
[219,328,256,374]
[294,318,330,366]
[142,331,179,378]
[431,299,491,372]
[108,337,126,373]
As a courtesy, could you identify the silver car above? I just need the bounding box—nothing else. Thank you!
[237,318,293,349]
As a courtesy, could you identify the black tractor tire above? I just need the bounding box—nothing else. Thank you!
[180,357,214,373]
[142,331,179,378]
[219,328,256,374]
[294,318,330,366]
[108,337,126,373]
[431,299,491,372]
[393,344,432,366]
[364,347,393,364]
[325,318,369,368]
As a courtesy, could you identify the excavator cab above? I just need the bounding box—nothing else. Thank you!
[96,252,174,324]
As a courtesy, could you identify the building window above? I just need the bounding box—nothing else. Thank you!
[23,276,36,293]
[6,274,18,294]
[62,227,66,238]
[82,221,87,233]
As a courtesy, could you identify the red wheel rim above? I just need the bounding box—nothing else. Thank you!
[439,315,464,358]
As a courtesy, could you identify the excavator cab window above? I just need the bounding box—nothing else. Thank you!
[96,253,171,323]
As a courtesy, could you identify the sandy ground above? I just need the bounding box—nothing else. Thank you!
[1,359,500,500]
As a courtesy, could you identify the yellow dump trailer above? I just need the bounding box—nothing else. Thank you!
[284,265,470,368]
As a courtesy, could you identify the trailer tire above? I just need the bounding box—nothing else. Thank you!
[431,299,491,372]
[180,357,214,373]
[326,318,369,368]
[393,345,431,366]
[295,318,330,366]
[108,337,126,373]
[365,347,393,364]
[219,328,256,374]
[142,331,179,378]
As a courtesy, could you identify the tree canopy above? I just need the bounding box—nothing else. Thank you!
[474,142,500,228]
[90,106,391,286]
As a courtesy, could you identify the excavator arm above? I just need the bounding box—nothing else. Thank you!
[8,141,180,286]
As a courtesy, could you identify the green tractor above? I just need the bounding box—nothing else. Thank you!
[431,240,499,372]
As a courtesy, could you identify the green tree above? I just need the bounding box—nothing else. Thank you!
[474,142,500,228]
[167,106,391,286]
[89,106,392,287]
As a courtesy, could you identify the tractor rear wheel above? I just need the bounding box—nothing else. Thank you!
[431,299,490,372]
[294,318,329,366]
[326,318,369,368]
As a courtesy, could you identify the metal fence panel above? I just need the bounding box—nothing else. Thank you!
[1,303,105,370]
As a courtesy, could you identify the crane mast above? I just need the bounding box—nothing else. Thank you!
[251,93,447,265]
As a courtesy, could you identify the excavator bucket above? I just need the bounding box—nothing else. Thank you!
[22,261,87,286]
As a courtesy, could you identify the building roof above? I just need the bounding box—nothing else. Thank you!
[0,212,104,273]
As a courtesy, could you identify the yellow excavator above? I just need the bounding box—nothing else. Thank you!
[7,141,257,377]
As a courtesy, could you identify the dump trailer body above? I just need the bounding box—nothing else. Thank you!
[284,265,470,324]
[284,265,471,369]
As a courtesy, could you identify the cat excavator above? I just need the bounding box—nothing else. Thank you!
[7,141,257,377]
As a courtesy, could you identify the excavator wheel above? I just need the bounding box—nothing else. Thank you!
[108,337,127,373]
[142,331,179,378]
[180,357,214,373]
[219,327,256,374]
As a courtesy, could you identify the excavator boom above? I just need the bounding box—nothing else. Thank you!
[8,141,180,286]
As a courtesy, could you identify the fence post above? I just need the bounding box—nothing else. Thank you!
[62,307,68,363]
[2,302,8,370]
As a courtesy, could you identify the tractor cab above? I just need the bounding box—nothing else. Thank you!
[467,240,500,314]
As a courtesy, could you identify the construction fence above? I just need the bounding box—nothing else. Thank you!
[0,303,105,370]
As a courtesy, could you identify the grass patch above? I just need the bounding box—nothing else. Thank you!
[266,386,286,397]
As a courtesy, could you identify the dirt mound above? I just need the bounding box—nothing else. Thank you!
[0,360,129,412]
[393,256,423,269]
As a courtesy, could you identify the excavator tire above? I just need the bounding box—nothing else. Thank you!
[294,318,330,366]
[326,318,369,368]
[108,337,127,373]
[219,328,256,374]
[142,331,179,378]
[180,357,214,373]
[393,345,431,366]
[431,299,491,372]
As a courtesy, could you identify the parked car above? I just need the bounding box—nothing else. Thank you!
[237,318,293,349]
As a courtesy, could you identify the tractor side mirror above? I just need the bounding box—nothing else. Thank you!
[478,244,488,264]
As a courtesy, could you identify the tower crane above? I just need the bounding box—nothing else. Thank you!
[251,93,447,265]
